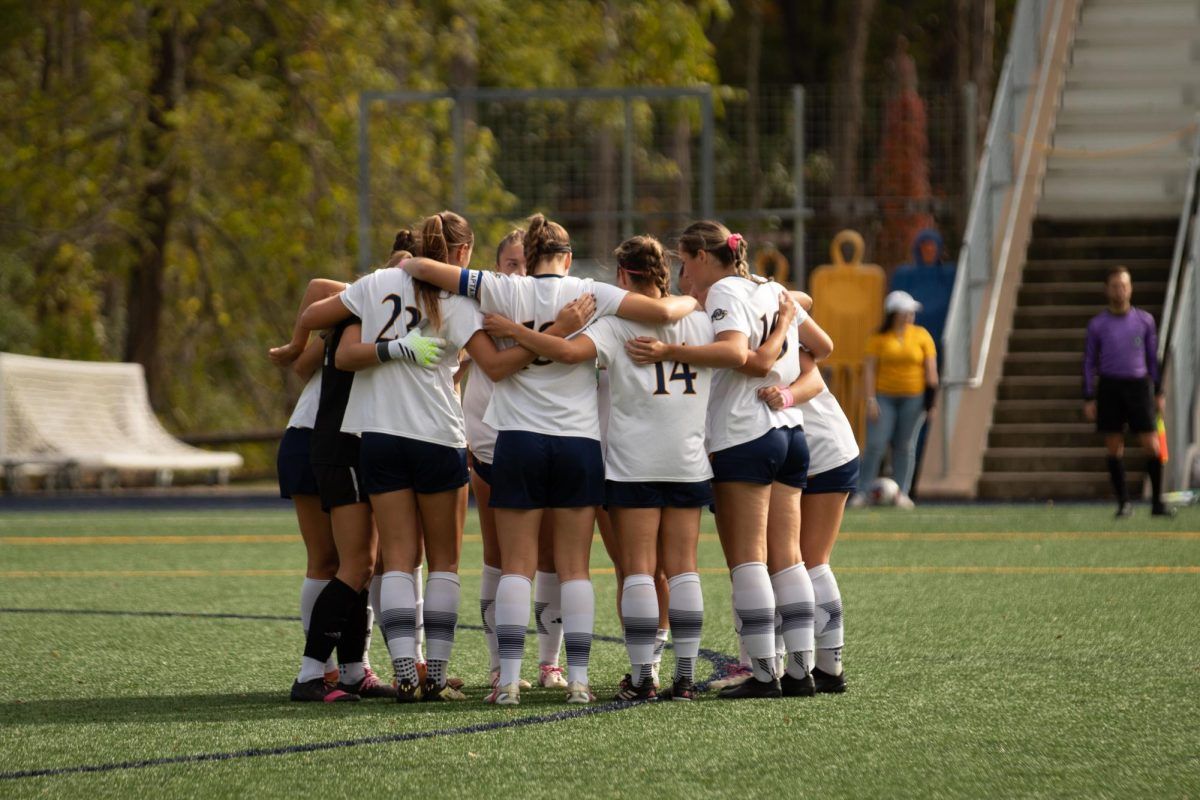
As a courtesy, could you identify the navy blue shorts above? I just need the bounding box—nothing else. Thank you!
[605,479,714,509]
[805,456,859,495]
[359,432,468,495]
[775,425,810,490]
[490,430,605,509]
[277,427,319,499]
[471,454,493,485]
[710,428,789,485]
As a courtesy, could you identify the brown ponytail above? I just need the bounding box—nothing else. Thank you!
[523,213,572,272]
[678,220,751,279]
[614,235,671,299]
[410,210,473,332]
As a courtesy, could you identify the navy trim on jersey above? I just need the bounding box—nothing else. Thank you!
[532,274,564,279]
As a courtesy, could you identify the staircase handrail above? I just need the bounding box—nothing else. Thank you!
[1165,143,1200,490]
[938,0,1064,477]
[1158,114,1200,365]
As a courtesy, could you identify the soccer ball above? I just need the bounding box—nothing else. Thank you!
[869,477,901,506]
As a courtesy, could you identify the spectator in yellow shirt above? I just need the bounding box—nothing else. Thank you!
[852,291,938,509]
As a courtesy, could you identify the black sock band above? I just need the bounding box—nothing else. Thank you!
[1146,456,1164,505]
[303,578,358,664]
[337,590,370,667]
[1106,456,1129,505]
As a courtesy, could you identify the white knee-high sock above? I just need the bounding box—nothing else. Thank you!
[809,563,845,675]
[621,574,658,686]
[730,562,777,681]
[380,570,418,684]
[534,570,563,666]
[560,578,595,686]
[363,575,382,670]
[480,564,502,673]
[771,563,815,679]
[300,578,337,673]
[496,574,532,687]
[412,565,425,662]
[667,572,703,682]
[423,571,460,687]
[731,587,750,667]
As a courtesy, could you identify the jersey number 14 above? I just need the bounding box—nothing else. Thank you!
[653,360,698,395]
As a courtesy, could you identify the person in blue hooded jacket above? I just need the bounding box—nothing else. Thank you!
[889,229,956,352]
[888,229,955,497]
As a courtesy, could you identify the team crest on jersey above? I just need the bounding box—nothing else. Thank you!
[1134,335,1143,347]
[711,308,728,321]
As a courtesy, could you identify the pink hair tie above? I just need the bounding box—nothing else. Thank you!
[778,386,795,409]
[727,233,743,252]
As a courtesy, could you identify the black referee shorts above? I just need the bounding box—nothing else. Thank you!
[1095,377,1155,434]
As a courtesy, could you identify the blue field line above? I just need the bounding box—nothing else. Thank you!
[0,607,737,782]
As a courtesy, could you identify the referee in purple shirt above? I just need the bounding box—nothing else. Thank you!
[1082,266,1171,518]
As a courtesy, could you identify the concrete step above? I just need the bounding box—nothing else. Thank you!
[1071,42,1198,70]
[1003,333,1089,355]
[1017,281,1166,306]
[1055,109,1200,132]
[1045,154,1191,179]
[1039,198,1183,219]
[1002,355,1083,379]
[977,472,1145,500]
[993,398,1090,425]
[1067,67,1200,91]
[983,447,1155,472]
[1049,129,1195,156]
[1073,23,1200,47]
[997,376,1082,400]
[1042,175,1189,207]
[1081,2,1200,28]
[1012,305,1162,329]
[987,422,1097,448]
[1059,85,1195,113]
[1025,237,1174,257]
[1022,259,1171,282]
[1031,219,1178,237]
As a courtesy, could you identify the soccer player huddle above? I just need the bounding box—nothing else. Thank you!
[270,212,860,706]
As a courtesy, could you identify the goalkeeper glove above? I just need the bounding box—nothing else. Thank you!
[375,329,447,369]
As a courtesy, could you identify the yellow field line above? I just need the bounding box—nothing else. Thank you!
[2,530,1197,546]
[1,566,1196,579]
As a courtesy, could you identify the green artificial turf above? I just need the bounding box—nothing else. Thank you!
[0,503,1197,798]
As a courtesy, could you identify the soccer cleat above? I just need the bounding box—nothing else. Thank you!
[394,678,423,703]
[894,493,915,510]
[291,678,360,703]
[338,667,398,699]
[422,679,468,701]
[1115,502,1134,518]
[660,677,697,701]
[539,663,568,689]
[1151,503,1175,518]
[612,674,657,702]
[780,671,816,697]
[491,681,521,706]
[707,663,753,692]
[716,676,781,700]
[446,675,466,691]
[565,681,595,704]
[847,492,868,509]
[811,666,847,694]
[490,668,532,690]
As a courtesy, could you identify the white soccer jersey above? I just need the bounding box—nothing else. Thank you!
[339,268,482,447]
[796,387,859,476]
[462,270,627,439]
[585,311,715,482]
[462,363,498,463]
[597,367,611,454]
[704,276,808,453]
[286,370,321,429]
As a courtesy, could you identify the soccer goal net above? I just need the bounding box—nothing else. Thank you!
[0,352,243,488]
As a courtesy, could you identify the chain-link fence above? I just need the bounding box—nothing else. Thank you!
[358,83,977,284]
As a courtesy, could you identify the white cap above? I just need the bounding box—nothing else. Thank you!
[885,290,923,314]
